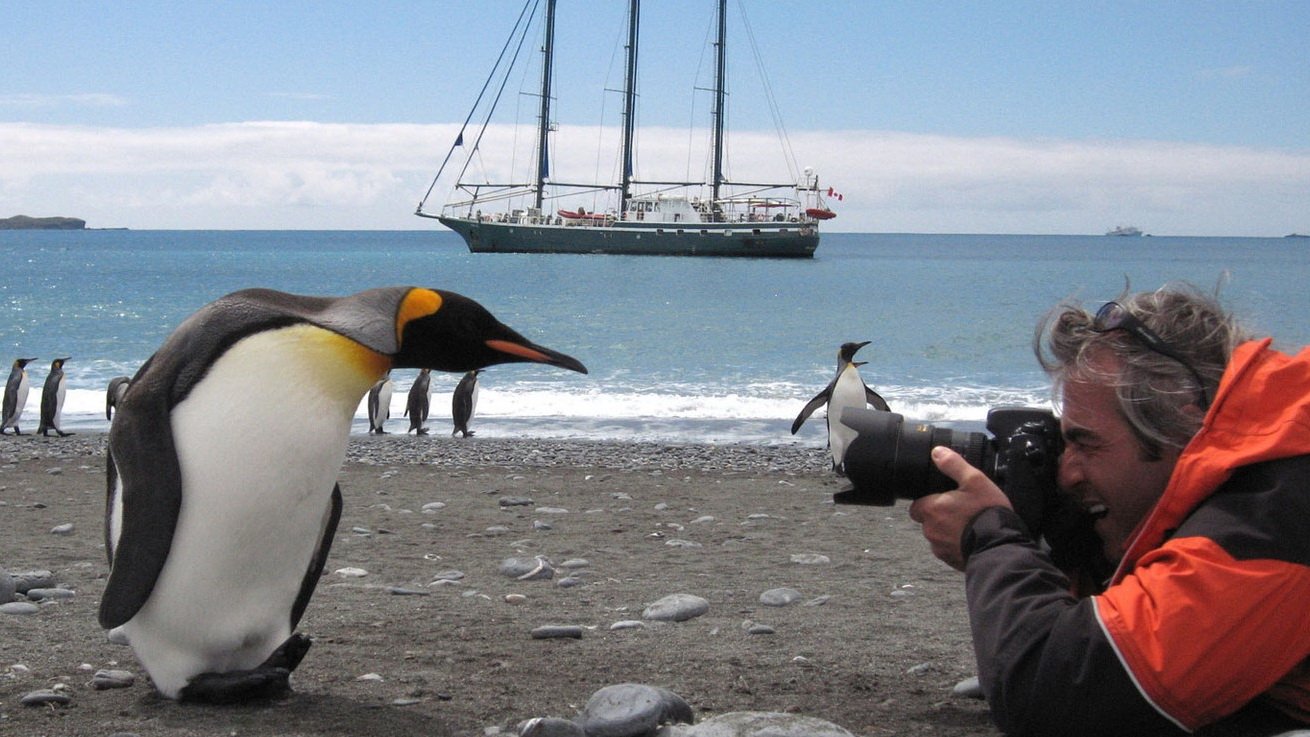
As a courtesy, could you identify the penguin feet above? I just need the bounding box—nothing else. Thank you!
[177,634,313,704]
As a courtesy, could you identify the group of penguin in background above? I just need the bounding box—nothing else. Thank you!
[3,357,487,440]
[2,356,75,437]
[6,280,883,704]
[366,367,482,437]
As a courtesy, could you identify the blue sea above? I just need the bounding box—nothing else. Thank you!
[2,230,1306,444]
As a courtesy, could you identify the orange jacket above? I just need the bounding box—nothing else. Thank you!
[1096,339,1310,729]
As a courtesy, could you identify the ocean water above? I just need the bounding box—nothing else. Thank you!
[2,230,1306,444]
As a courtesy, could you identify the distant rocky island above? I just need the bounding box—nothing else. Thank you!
[0,215,87,230]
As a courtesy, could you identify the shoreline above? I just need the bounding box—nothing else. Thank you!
[2,432,834,474]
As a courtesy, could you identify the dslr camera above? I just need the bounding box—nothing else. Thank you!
[837,406,1110,580]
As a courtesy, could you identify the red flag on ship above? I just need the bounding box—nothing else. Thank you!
[827,187,844,202]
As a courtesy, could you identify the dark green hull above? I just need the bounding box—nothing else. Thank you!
[439,216,818,258]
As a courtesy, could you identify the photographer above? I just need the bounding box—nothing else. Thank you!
[908,284,1310,736]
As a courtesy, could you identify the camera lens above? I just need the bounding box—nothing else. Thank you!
[837,409,992,505]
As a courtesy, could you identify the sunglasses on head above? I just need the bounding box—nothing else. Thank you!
[1093,302,1211,410]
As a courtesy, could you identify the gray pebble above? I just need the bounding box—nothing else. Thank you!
[0,570,14,603]
[530,625,583,640]
[952,675,984,699]
[20,689,72,706]
[1,601,41,615]
[556,576,583,588]
[746,623,776,635]
[500,496,535,507]
[50,523,75,535]
[759,588,802,607]
[559,558,590,569]
[387,587,430,596]
[501,556,555,581]
[789,553,830,565]
[91,669,136,690]
[642,593,709,622]
[11,570,55,593]
[609,620,645,631]
[578,683,693,737]
[431,570,465,582]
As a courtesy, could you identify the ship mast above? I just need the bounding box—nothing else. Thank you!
[710,0,727,213]
[619,0,640,216]
[533,0,557,211]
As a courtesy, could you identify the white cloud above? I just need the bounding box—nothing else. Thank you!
[0,121,1306,235]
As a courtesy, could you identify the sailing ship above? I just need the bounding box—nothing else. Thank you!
[416,0,833,258]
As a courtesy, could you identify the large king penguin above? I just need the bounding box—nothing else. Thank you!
[101,287,586,702]
[366,372,393,434]
[451,369,481,438]
[405,368,431,435]
[2,357,37,435]
[791,341,890,474]
[38,357,74,437]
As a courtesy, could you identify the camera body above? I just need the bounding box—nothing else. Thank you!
[837,406,1109,580]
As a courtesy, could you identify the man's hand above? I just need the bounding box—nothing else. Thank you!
[907,446,1013,570]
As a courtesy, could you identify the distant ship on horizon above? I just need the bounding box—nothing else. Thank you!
[1106,225,1144,237]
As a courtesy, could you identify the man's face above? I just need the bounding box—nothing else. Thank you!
[1057,366,1181,561]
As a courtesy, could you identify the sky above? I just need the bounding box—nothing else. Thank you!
[3,0,1308,236]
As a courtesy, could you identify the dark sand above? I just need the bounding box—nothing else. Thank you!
[0,434,999,736]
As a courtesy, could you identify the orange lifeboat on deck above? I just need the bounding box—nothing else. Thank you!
[806,208,837,220]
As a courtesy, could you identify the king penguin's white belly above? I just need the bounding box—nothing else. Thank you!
[119,325,385,697]
[826,366,868,467]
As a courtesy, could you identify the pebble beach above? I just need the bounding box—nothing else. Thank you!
[1,433,999,736]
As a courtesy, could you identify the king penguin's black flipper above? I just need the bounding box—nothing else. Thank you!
[790,382,835,435]
[100,371,184,629]
[290,484,342,629]
[865,386,891,412]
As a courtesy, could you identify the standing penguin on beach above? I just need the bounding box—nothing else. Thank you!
[106,376,131,421]
[2,357,37,435]
[451,369,481,438]
[791,341,890,474]
[38,357,74,437]
[405,368,431,435]
[100,286,587,703]
[367,372,393,434]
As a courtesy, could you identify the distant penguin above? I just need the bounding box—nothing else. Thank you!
[451,369,481,438]
[367,372,393,434]
[38,357,74,437]
[791,341,890,474]
[100,286,587,702]
[106,376,131,421]
[405,368,432,435]
[2,357,38,435]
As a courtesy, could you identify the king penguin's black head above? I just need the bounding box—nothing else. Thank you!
[838,341,871,364]
[392,289,588,375]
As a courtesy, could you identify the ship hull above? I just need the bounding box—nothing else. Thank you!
[438,216,818,258]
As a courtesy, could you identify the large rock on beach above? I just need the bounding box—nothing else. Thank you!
[577,683,693,737]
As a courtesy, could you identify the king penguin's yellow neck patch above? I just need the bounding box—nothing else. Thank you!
[396,289,443,346]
